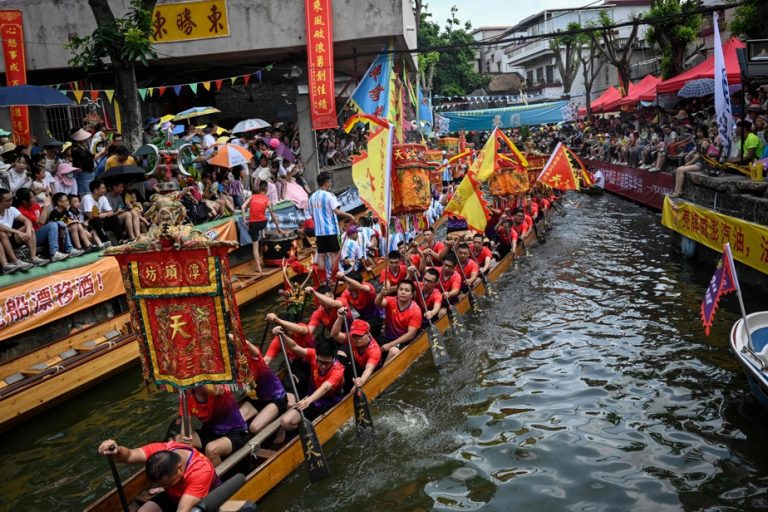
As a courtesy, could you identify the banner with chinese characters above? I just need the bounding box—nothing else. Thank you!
[113,247,252,388]
[0,258,124,343]
[150,0,229,43]
[304,0,338,129]
[584,160,673,210]
[0,10,30,145]
[662,197,768,275]
[0,218,239,343]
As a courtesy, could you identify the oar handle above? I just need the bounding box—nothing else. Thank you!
[107,450,130,512]
[341,314,360,381]
[277,332,303,407]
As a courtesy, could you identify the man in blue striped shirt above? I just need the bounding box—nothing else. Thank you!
[308,172,355,282]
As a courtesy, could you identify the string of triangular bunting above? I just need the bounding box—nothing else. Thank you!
[53,64,275,104]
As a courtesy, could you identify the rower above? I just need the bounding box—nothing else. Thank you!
[494,212,519,258]
[277,334,345,431]
[264,312,315,397]
[380,250,408,296]
[175,385,250,466]
[97,437,219,512]
[421,227,445,263]
[471,233,493,273]
[374,279,423,360]
[511,207,529,239]
[340,224,368,273]
[303,284,349,338]
[330,312,383,393]
[454,241,480,289]
[411,267,446,324]
[336,270,382,338]
[422,254,462,305]
[241,341,289,436]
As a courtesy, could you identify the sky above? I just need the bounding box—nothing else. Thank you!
[424,0,595,30]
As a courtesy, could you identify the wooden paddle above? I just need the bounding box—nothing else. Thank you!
[412,272,450,366]
[341,315,375,436]
[452,247,480,313]
[106,446,130,512]
[257,318,271,353]
[277,333,330,482]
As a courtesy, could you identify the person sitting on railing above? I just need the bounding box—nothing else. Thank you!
[14,187,82,261]
[48,193,96,252]
[97,438,219,512]
[729,119,763,164]
[670,125,710,199]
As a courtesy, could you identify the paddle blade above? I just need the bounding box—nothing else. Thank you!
[298,415,331,482]
[427,325,450,366]
[353,388,375,435]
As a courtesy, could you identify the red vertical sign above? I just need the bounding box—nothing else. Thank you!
[0,10,30,145]
[304,0,338,130]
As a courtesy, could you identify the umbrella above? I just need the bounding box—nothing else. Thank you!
[0,85,75,106]
[257,136,296,163]
[231,118,271,134]
[208,144,253,168]
[172,106,221,122]
[678,79,715,98]
[100,164,147,183]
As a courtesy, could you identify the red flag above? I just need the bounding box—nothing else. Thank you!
[536,142,581,190]
[701,243,738,335]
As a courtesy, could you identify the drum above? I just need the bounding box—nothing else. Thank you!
[391,144,431,215]
[262,231,298,267]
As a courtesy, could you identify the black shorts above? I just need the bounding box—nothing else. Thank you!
[196,427,250,453]
[249,394,289,416]
[248,220,268,241]
[304,401,335,421]
[149,491,178,512]
[315,234,340,254]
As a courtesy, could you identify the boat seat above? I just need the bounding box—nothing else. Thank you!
[3,372,25,386]
[76,337,107,352]
[105,329,122,340]
[22,360,58,376]
[59,348,79,360]
[215,418,281,476]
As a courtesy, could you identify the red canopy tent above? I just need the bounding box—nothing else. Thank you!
[603,81,639,111]
[590,86,620,114]
[623,74,661,104]
[655,37,745,95]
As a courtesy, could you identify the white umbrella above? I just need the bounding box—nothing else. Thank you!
[231,118,271,134]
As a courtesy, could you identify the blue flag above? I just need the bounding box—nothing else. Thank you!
[417,84,433,127]
[349,41,394,119]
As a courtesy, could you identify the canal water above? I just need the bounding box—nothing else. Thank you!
[2,193,767,511]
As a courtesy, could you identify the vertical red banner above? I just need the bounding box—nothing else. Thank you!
[0,10,30,145]
[304,0,338,130]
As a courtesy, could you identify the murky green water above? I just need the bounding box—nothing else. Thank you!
[2,194,767,511]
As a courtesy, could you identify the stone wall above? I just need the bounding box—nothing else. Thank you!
[683,172,768,225]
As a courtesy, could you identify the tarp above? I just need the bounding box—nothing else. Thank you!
[441,101,568,131]
[622,75,661,105]
[656,37,745,95]
[590,86,620,114]
[603,81,636,112]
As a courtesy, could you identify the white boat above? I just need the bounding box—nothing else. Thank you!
[730,311,768,408]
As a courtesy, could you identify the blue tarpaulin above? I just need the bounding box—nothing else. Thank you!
[441,101,569,132]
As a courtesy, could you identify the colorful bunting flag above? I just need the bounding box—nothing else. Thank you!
[105,90,114,102]
[89,90,100,102]
[536,142,581,190]
[202,81,211,91]
[138,88,147,100]
[157,86,166,97]
[215,80,223,91]
[243,75,251,86]
[173,85,182,96]
[443,173,491,231]
[72,90,84,104]
[189,83,198,94]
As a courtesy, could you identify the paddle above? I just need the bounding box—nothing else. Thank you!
[531,219,546,244]
[412,271,451,366]
[257,318,271,353]
[452,246,480,313]
[341,315,375,436]
[106,445,130,512]
[277,333,330,482]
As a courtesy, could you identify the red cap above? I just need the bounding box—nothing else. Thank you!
[349,319,370,336]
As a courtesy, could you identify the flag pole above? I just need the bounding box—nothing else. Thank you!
[725,243,755,352]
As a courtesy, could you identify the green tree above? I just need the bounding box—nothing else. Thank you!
[589,10,641,97]
[730,0,768,40]
[645,0,701,79]
[551,22,582,98]
[417,5,489,97]
[67,0,158,151]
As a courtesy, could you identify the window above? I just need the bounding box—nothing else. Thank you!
[536,67,544,83]
[526,70,534,85]
[546,65,554,83]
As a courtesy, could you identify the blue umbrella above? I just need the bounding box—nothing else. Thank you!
[0,85,75,106]
[678,79,715,98]
[171,106,221,122]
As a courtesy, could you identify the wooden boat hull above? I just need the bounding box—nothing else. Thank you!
[83,215,544,512]
[730,311,768,410]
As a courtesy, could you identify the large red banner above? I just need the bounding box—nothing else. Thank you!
[304,0,338,130]
[0,10,30,145]
[584,160,673,211]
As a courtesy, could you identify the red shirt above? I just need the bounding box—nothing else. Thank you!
[540,198,551,211]
[496,225,519,245]
[140,442,216,502]
[383,296,423,339]
[248,193,270,222]
[265,324,315,361]
[436,267,462,293]
[340,282,377,316]
[351,338,382,368]
[457,258,479,282]
[16,203,43,230]
[305,348,344,396]
[308,306,338,332]
[415,282,442,313]
[472,246,492,266]
[380,262,408,287]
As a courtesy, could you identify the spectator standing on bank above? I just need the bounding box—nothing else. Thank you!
[308,171,354,283]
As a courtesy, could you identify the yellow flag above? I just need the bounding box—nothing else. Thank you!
[470,131,498,182]
[351,124,393,224]
[443,174,490,231]
[72,90,84,104]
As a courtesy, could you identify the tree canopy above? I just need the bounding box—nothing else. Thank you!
[730,0,768,40]
[417,5,489,96]
[644,0,701,79]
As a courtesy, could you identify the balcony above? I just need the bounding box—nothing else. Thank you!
[504,38,553,65]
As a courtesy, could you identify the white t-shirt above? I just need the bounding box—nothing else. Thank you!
[81,194,113,216]
[202,133,216,149]
[593,169,605,189]
[0,206,21,228]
